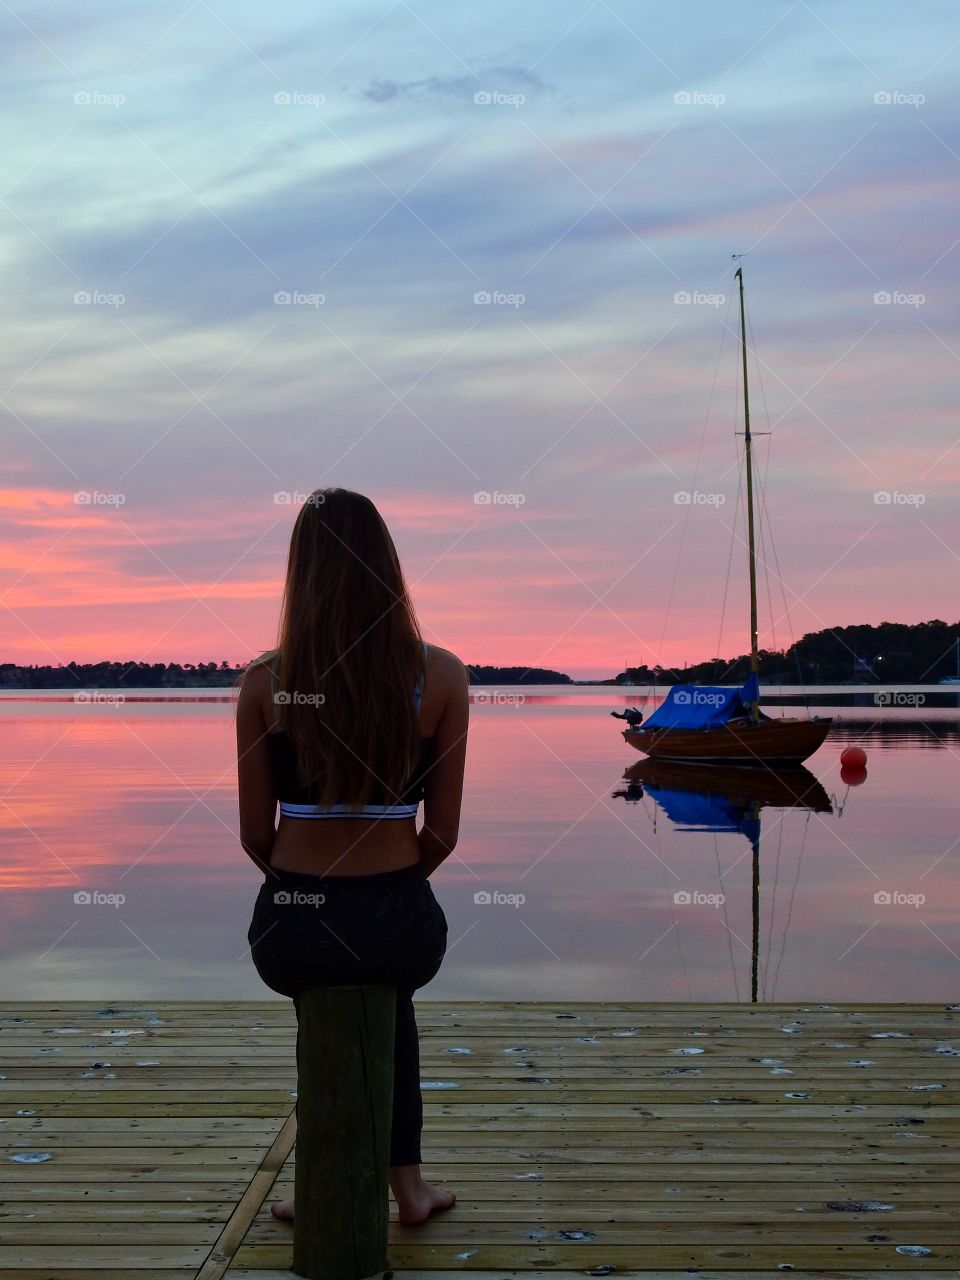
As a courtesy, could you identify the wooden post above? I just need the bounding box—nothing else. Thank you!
[291,985,396,1280]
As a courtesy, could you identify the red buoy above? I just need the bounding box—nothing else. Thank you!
[841,745,867,769]
[840,764,867,787]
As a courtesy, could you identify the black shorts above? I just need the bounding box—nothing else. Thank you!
[247,862,448,999]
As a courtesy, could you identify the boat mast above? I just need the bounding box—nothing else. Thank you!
[736,263,760,722]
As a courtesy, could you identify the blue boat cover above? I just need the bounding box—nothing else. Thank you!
[642,674,760,731]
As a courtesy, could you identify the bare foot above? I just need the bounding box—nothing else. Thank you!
[271,1180,457,1228]
[270,1198,294,1221]
[395,1180,456,1226]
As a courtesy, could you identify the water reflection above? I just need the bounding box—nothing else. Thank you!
[1,692,958,1000]
[614,761,833,1004]
[822,716,960,750]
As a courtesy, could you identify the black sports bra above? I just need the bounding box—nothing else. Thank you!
[266,648,431,820]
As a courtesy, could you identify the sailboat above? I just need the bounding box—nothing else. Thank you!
[613,760,832,1002]
[617,264,832,767]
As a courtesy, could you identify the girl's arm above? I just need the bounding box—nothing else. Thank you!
[236,664,278,872]
[418,652,469,877]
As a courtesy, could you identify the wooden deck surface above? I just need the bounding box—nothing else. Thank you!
[1,1000,959,1278]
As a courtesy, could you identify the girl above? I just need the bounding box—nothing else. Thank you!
[236,487,469,1225]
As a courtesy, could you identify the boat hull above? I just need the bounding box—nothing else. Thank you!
[624,716,832,766]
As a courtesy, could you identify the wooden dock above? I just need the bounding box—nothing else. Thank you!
[2,1000,959,1278]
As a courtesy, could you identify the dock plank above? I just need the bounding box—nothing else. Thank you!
[2,1000,958,1276]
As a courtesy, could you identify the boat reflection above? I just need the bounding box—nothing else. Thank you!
[613,762,832,1002]
[614,760,831,816]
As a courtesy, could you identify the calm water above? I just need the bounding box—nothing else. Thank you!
[2,688,958,1003]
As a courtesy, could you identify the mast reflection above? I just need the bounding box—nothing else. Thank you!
[613,762,833,1002]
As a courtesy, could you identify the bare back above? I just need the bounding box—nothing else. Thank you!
[240,642,469,876]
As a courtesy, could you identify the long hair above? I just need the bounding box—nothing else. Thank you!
[254,488,424,810]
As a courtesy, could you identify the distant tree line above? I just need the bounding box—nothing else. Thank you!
[3,622,956,688]
[0,660,242,689]
[0,659,573,688]
[465,665,571,685]
[616,619,960,686]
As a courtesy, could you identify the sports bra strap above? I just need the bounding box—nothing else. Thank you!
[414,641,427,711]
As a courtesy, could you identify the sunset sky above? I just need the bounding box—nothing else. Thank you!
[2,1,958,679]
